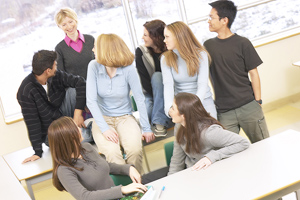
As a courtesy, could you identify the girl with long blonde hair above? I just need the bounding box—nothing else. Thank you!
[161,21,217,126]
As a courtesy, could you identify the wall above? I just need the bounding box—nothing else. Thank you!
[256,33,300,106]
[1,34,300,156]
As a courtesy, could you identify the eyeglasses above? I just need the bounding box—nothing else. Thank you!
[208,16,222,21]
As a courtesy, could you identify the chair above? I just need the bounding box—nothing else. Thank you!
[110,174,132,186]
[164,141,174,166]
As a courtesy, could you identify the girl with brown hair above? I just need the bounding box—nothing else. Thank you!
[135,19,173,137]
[168,92,250,175]
[48,116,147,200]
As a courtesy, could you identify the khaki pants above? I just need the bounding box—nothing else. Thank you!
[217,100,269,143]
[91,115,143,172]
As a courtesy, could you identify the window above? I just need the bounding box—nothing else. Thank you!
[127,0,181,46]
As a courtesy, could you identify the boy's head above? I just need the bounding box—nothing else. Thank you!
[209,0,237,29]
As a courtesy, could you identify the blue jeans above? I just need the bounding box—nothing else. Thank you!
[145,72,173,128]
[59,88,93,143]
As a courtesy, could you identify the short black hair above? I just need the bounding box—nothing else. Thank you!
[209,0,237,29]
[32,50,57,76]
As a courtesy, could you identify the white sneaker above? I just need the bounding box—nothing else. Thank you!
[154,124,167,137]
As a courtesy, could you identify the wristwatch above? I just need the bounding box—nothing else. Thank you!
[256,99,263,104]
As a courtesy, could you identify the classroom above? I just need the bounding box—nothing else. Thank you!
[1,0,300,199]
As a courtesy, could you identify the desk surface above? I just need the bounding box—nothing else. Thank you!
[0,157,31,200]
[293,61,300,66]
[149,129,300,200]
[3,144,52,181]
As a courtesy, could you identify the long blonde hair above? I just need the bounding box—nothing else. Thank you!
[95,34,134,68]
[163,21,210,76]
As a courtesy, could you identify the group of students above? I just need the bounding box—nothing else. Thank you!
[16,0,270,199]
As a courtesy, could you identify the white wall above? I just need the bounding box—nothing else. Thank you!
[256,34,300,104]
[1,33,300,156]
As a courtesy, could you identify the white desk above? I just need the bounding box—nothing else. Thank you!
[293,61,300,67]
[3,144,52,200]
[149,129,300,200]
[0,156,31,200]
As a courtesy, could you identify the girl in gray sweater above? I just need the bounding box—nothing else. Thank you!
[168,93,250,175]
[48,117,147,200]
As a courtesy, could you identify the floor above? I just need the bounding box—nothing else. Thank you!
[21,101,300,200]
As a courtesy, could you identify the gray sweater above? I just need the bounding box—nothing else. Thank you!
[57,143,131,200]
[168,124,250,175]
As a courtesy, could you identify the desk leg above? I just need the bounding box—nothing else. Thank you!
[25,172,53,200]
[143,146,150,173]
[295,190,300,200]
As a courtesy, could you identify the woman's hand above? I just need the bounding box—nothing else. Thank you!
[192,157,212,170]
[103,129,119,143]
[121,183,147,195]
[142,132,155,143]
[129,166,141,183]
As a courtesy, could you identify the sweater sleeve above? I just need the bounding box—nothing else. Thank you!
[108,163,132,176]
[17,93,43,157]
[168,140,186,175]
[196,51,210,102]
[55,42,65,71]
[58,167,124,200]
[57,70,86,110]
[204,125,250,163]
[135,47,152,95]
[127,65,152,133]
[86,61,110,133]
[161,55,174,117]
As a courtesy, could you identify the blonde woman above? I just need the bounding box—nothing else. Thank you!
[86,34,155,173]
[161,21,217,124]
[55,7,94,80]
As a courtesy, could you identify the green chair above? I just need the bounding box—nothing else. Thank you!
[110,174,132,186]
[164,141,174,166]
[130,94,137,111]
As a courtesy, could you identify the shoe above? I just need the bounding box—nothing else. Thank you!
[154,124,167,137]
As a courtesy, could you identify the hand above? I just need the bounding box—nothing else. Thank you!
[103,129,119,143]
[121,183,147,195]
[192,157,212,171]
[73,109,86,128]
[22,155,40,164]
[142,132,155,143]
[129,166,141,183]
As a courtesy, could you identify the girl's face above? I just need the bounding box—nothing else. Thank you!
[142,27,154,48]
[59,16,78,37]
[164,27,176,50]
[169,100,185,125]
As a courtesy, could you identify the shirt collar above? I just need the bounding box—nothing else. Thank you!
[64,30,85,46]
[98,64,123,75]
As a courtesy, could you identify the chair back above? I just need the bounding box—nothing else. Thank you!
[110,174,132,186]
[164,141,174,166]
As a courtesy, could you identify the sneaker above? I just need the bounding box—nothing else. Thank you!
[154,124,167,137]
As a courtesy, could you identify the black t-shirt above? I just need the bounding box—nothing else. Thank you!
[204,34,263,112]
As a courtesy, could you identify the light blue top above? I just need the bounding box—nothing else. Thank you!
[86,60,151,133]
[161,50,213,116]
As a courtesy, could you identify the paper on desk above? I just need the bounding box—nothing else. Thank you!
[141,186,156,200]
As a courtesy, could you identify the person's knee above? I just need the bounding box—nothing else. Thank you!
[125,145,142,156]
[151,72,163,85]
